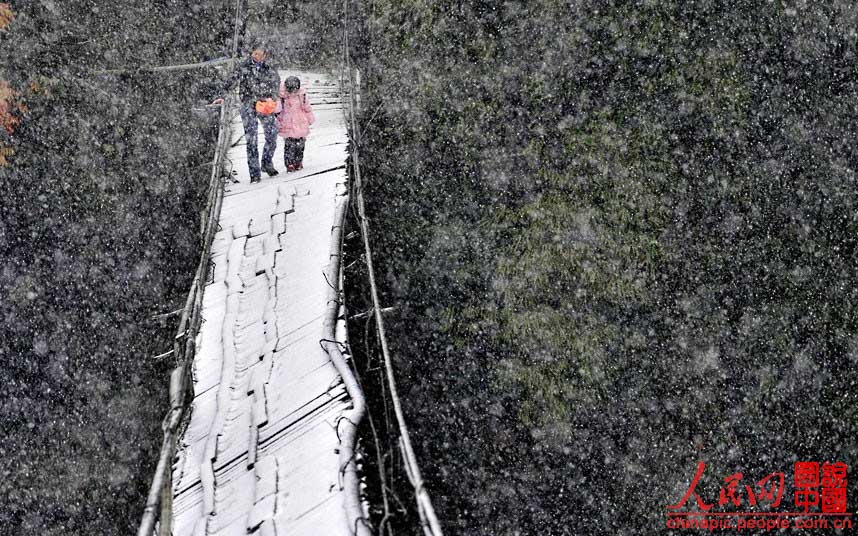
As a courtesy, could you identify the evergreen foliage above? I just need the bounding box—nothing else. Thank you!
[351,1,858,533]
[0,1,233,532]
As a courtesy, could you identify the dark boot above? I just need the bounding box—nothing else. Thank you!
[262,165,279,176]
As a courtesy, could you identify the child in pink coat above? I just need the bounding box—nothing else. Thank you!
[276,76,315,171]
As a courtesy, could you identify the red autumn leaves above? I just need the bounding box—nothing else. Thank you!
[0,3,21,166]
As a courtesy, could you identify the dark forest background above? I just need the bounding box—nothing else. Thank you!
[345,1,858,535]
[2,1,857,535]
[0,1,234,533]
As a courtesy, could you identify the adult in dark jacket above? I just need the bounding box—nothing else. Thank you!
[213,45,281,183]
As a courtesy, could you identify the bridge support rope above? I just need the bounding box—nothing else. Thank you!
[322,194,373,536]
[137,2,244,535]
[341,0,444,530]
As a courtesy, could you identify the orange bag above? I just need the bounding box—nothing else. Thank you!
[255,98,277,115]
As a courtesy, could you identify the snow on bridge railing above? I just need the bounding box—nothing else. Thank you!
[137,3,244,536]
[137,87,235,536]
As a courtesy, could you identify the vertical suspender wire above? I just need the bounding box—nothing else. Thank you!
[137,1,244,535]
[342,0,444,533]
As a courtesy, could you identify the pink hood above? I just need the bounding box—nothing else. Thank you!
[276,85,315,138]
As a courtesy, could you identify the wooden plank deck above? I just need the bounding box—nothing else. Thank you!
[170,71,355,536]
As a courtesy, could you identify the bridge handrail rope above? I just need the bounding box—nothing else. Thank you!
[341,0,444,533]
[321,188,373,536]
[137,2,245,536]
[93,56,235,76]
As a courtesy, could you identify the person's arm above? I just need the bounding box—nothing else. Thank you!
[269,68,281,100]
[301,94,313,113]
[302,93,315,124]
[211,61,242,105]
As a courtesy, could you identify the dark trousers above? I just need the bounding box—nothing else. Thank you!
[239,103,278,178]
[283,137,306,167]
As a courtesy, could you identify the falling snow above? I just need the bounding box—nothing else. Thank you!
[2,2,857,535]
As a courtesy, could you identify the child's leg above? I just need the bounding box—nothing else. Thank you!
[295,138,306,168]
[283,138,297,168]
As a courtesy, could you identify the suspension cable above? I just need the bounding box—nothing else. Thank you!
[341,1,444,533]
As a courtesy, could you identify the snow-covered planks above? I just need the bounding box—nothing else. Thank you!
[170,72,356,536]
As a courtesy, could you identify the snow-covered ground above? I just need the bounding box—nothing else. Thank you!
[170,71,355,536]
